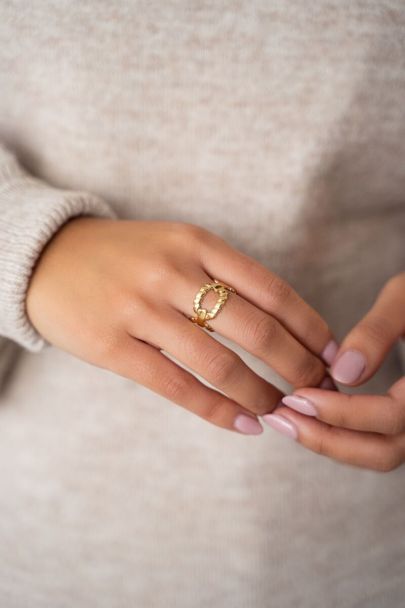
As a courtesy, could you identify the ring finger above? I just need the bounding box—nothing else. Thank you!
[171,270,327,389]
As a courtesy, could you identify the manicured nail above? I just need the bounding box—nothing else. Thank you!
[262,414,298,439]
[331,349,366,384]
[319,375,337,390]
[281,395,317,416]
[321,339,339,366]
[233,414,263,435]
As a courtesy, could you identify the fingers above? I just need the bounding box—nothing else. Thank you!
[198,231,338,365]
[329,272,405,386]
[262,403,405,472]
[108,332,264,435]
[279,375,405,434]
[263,376,405,470]
[176,272,327,389]
[131,304,283,416]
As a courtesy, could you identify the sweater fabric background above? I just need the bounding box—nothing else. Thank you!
[0,2,405,606]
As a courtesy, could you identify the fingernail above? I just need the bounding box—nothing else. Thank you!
[281,395,317,416]
[233,414,263,435]
[331,349,366,384]
[319,375,337,390]
[262,414,298,439]
[321,339,339,366]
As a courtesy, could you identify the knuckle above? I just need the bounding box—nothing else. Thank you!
[94,331,123,364]
[245,314,279,353]
[119,291,150,324]
[304,317,330,348]
[252,395,280,416]
[373,444,401,472]
[161,373,191,401]
[334,399,351,429]
[203,350,241,387]
[292,354,324,388]
[145,255,174,287]
[312,425,331,457]
[166,222,214,260]
[204,394,226,422]
[383,404,405,435]
[107,285,132,315]
[172,221,209,244]
[334,392,358,427]
[357,315,394,348]
[263,275,292,308]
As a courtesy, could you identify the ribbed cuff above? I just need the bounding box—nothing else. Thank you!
[0,151,118,352]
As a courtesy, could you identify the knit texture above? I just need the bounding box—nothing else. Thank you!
[0,143,117,352]
[0,2,405,607]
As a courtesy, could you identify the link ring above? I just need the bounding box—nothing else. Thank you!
[189,278,236,332]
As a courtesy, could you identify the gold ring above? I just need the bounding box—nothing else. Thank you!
[189,278,236,332]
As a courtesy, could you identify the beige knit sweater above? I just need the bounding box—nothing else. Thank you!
[1,2,405,606]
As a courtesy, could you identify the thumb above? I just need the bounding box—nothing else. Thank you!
[330,273,405,386]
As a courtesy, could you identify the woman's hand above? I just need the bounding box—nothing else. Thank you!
[26,217,336,435]
[263,272,405,469]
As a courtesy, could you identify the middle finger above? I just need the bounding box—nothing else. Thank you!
[172,271,327,389]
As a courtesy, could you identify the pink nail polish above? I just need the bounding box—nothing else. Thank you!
[319,375,337,390]
[331,349,366,384]
[262,414,298,439]
[321,339,339,366]
[233,414,263,435]
[281,395,317,416]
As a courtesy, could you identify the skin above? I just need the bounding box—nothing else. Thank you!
[264,272,405,471]
[25,216,335,435]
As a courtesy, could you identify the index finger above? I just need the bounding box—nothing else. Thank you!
[280,376,405,435]
[199,232,338,364]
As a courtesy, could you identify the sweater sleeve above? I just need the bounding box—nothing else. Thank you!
[0,142,118,354]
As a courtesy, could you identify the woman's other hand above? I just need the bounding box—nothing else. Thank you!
[264,273,405,469]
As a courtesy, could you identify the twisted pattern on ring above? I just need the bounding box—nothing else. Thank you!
[189,278,236,331]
